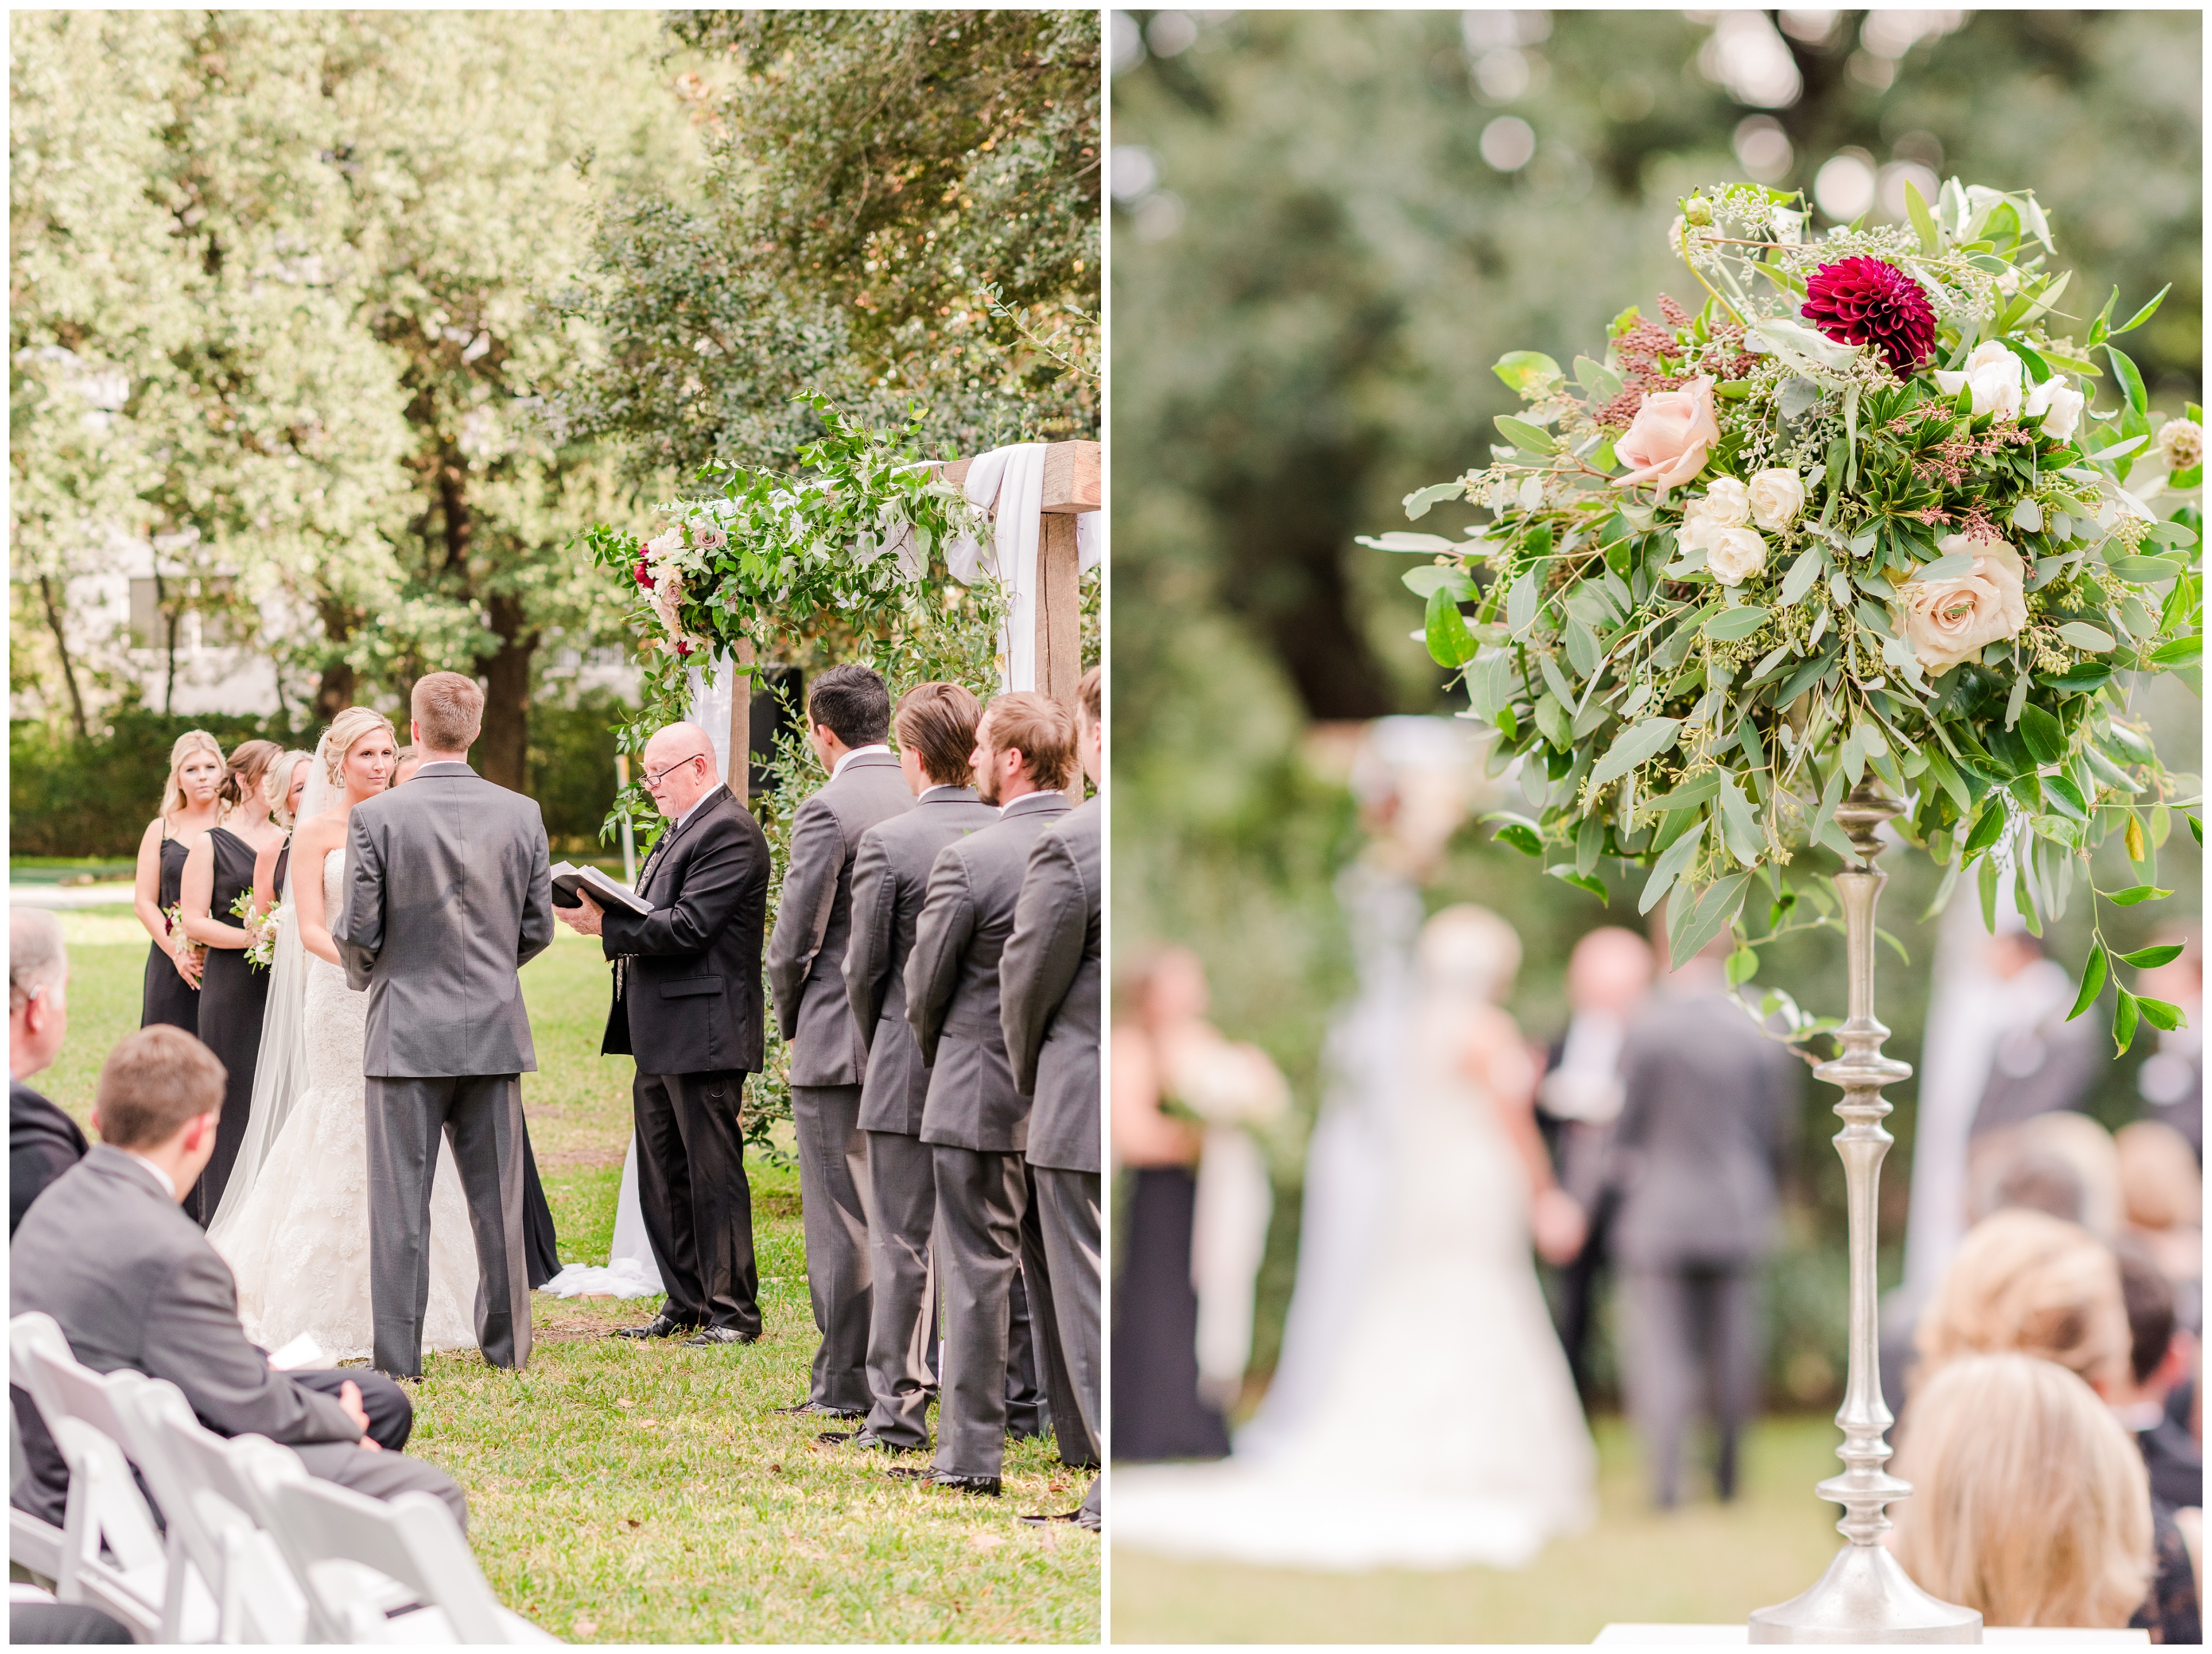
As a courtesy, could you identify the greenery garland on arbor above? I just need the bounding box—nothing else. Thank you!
[1372,179,2203,1055]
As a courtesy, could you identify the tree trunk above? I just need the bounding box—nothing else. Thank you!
[478,592,536,793]
[36,574,89,739]
[313,597,358,724]
[155,571,179,714]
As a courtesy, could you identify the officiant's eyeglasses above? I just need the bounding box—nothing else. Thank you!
[643,750,710,789]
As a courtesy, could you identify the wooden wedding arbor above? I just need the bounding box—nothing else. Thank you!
[719,437,1101,805]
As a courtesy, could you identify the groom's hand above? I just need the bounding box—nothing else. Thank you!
[557,891,605,937]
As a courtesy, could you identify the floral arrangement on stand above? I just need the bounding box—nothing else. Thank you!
[229,889,282,972]
[1371,180,2201,1052]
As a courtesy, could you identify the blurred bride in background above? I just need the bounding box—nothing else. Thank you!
[1113,897,1597,1569]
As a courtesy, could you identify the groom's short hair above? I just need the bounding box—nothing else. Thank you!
[982,693,1077,791]
[894,683,981,787]
[412,671,483,752]
[808,664,891,748]
[96,1027,225,1148]
[1078,666,1101,729]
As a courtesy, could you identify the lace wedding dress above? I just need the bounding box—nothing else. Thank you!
[210,845,482,1360]
[1112,896,1597,1571]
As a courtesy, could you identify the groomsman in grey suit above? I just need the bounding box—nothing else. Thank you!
[767,665,915,1417]
[1001,667,1103,1529]
[897,692,1077,1496]
[1607,933,1795,1507]
[558,720,770,1346]
[338,672,554,1378]
[829,683,998,1454]
[12,1029,467,1528]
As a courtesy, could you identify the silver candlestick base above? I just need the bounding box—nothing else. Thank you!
[1747,783,1981,1645]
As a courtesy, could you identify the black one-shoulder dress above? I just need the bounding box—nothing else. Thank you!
[184,828,270,1226]
[140,836,201,1034]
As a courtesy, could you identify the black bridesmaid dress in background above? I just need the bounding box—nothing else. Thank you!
[185,827,269,1227]
[521,1128,560,1288]
[1112,1165,1232,1461]
[140,835,200,1035]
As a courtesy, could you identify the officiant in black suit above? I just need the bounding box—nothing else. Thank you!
[558,720,770,1346]
[767,666,916,1418]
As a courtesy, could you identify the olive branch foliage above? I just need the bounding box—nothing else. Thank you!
[1375,180,2203,1060]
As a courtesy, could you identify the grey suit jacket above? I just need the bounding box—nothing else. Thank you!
[906,791,1071,1153]
[337,762,554,1078]
[844,787,1000,1135]
[11,1146,362,1523]
[1000,796,1101,1174]
[767,751,915,1088]
[1607,989,1796,1268]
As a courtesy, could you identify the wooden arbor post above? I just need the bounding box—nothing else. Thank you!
[941,439,1102,802]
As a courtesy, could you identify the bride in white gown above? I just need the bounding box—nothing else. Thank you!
[1112,903,1597,1571]
[209,710,481,1361]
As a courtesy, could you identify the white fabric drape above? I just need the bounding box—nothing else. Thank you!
[539,1135,664,1299]
[942,443,1102,692]
[1191,1124,1272,1409]
[685,657,741,787]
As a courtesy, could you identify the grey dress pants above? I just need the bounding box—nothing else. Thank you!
[1033,1165,1103,1526]
[1621,1263,1761,1506]
[792,1084,873,1413]
[930,1143,1028,1479]
[861,1128,939,1447]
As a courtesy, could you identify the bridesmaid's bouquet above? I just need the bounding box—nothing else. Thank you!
[165,903,206,978]
[230,889,282,971]
[1372,178,2200,1044]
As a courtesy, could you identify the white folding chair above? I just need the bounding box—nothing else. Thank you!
[115,1380,310,1644]
[10,1314,217,1641]
[8,1314,68,1586]
[255,1473,558,1645]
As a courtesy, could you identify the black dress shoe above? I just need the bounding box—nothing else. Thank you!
[887,1467,1000,1497]
[818,1429,918,1454]
[771,1399,864,1418]
[1018,1509,1085,1526]
[611,1313,694,1341]
[681,1327,759,1346]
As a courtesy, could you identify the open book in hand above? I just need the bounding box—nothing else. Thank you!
[550,861,651,915]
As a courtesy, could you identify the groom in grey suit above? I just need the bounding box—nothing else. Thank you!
[767,665,915,1417]
[337,671,555,1378]
[900,691,1076,1496]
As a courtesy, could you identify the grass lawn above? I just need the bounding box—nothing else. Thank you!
[35,907,1100,1643]
[1109,1412,1846,1642]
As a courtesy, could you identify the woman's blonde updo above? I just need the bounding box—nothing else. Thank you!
[158,730,225,825]
[321,707,396,785]
[1913,1207,2131,1394]
[261,750,317,827]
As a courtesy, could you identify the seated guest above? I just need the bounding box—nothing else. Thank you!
[1892,1354,2158,1631]
[2118,1119,2203,1335]
[11,909,84,1236]
[11,1027,466,1529]
[2112,1236,2204,1515]
[1913,1207,2132,1397]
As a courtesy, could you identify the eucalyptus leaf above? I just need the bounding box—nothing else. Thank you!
[1590,717,1683,789]
[1638,817,1708,916]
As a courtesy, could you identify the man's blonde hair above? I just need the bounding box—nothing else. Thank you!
[1892,1353,2153,1628]
[411,671,484,753]
[1914,1207,2131,1394]
[981,692,1077,791]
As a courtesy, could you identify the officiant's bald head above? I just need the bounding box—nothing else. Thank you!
[641,722,719,817]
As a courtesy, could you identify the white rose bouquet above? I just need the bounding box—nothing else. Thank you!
[229,889,282,972]
[1370,179,2201,1050]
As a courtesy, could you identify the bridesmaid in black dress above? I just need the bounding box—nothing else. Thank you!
[134,732,226,1034]
[1111,949,1236,1461]
[385,745,562,1286]
[179,741,288,1226]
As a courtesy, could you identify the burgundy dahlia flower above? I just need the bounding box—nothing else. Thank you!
[1801,256,1936,377]
[634,556,653,588]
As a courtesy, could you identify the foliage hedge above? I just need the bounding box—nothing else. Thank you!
[11,693,633,858]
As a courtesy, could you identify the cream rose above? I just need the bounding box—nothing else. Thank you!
[1706,525,1770,587]
[2026,375,2086,441]
[1698,476,1752,528]
[1895,536,2029,672]
[1612,376,1720,496]
[1747,467,1806,531]
[1933,341,2024,421]
[2158,417,2204,471]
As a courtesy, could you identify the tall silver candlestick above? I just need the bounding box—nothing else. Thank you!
[1748,783,1982,1644]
